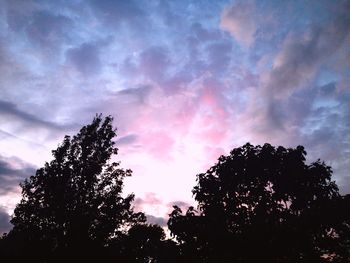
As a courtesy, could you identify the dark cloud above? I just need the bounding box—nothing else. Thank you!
[116,85,153,104]
[319,82,336,96]
[206,40,232,75]
[264,2,350,98]
[3,0,38,31]
[25,11,73,49]
[0,206,12,235]
[0,100,61,129]
[115,134,138,146]
[139,46,170,81]
[254,1,350,138]
[66,42,102,76]
[192,23,222,42]
[146,214,167,227]
[0,155,35,196]
[89,0,147,30]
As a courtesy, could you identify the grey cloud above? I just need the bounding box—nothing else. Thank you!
[66,42,102,76]
[139,46,170,81]
[162,71,193,95]
[0,155,35,196]
[0,100,62,129]
[319,82,336,96]
[146,214,167,227]
[117,85,153,104]
[220,0,257,46]
[89,0,148,30]
[255,1,350,137]
[25,11,73,49]
[192,23,222,42]
[260,85,316,132]
[156,1,181,28]
[3,0,38,32]
[115,134,138,146]
[272,82,350,194]
[264,99,286,131]
[0,206,12,235]
[206,41,233,75]
[304,128,335,149]
[265,3,350,98]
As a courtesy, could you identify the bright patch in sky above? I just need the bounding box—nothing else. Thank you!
[0,0,350,233]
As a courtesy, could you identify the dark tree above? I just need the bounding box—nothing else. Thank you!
[1,115,145,262]
[168,143,350,263]
[109,223,180,262]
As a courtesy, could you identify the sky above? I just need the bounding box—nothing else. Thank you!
[0,0,350,233]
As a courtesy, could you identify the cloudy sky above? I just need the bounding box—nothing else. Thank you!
[0,0,350,233]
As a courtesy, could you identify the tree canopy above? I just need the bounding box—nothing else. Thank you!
[0,119,349,262]
[0,115,148,261]
[168,143,350,263]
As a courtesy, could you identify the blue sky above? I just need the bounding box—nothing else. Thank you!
[0,0,350,233]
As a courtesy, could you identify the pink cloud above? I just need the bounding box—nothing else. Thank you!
[133,192,170,219]
[220,0,257,47]
[142,131,174,160]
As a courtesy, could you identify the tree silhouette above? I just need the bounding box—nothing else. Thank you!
[168,143,350,263]
[108,223,180,262]
[1,115,145,262]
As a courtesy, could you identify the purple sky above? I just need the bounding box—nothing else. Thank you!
[0,0,350,233]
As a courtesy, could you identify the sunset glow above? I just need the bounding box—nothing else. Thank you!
[0,0,349,233]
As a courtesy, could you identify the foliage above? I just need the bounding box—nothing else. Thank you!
[1,115,146,261]
[1,121,349,262]
[108,224,180,262]
[168,143,350,262]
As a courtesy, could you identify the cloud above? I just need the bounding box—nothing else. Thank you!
[25,11,73,49]
[132,193,167,219]
[138,46,170,81]
[262,3,350,98]
[0,206,12,235]
[89,0,148,31]
[0,0,349,225]
[146,214,167,227]
[65,42,102,76]
[115,134,138,146]
[220,0,257,46]
[191,22,222,43]
[240,0,350,144]
[0,100,62,130]
[116,85,153,104]
[0,154,35,196]
[206,40,233,75]
[2,0,39,32]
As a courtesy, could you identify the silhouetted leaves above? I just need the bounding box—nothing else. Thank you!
[0,115,147,262]
[1,122,349,262]
[169,143,350,262]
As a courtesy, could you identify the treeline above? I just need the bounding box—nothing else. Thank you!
[0,115,349,262]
